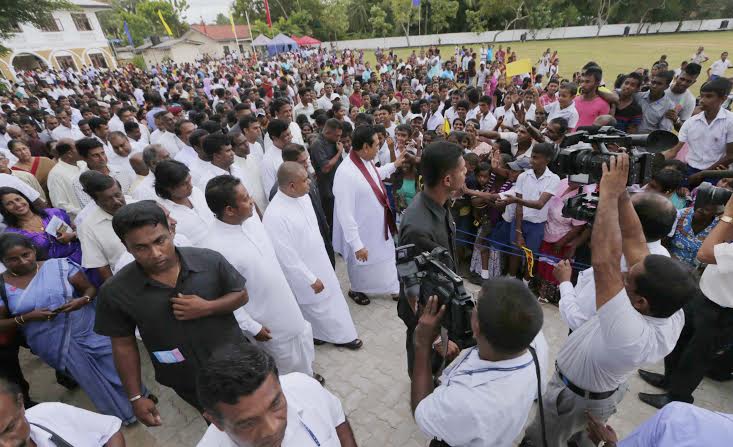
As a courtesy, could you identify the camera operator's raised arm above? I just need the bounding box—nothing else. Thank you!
[619,191,650,269]
[591,155,628,310]
[698,191,733,264]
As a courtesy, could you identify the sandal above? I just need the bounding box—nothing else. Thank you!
[335,339,363,350]
[313,339,326,345]
[348,290,370,305]
[313,373,326,386]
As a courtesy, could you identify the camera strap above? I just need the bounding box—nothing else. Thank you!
[528,346,548,447]
[438,326,449,375]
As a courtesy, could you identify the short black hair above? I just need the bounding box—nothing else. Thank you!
[456,99,470,111]
[124,120,139,133]
[352,125,378,152]
[495,139,513,155]
[200,120,223,134]
[239,115,258,131]
[635,255,696,318]
[684,62,702,76]
[205,175,241,219]
[632,192,677,242]
[154,160,190,200]
[532,142,555,159]
[651,168,683,193]
[112,200,169,242]
[80,171,116,201]
[395,123,411,135]
[478,95,493,106]
[202,132,231,158]
[0,233,35,261]
[196,343,278,420]
[88,117,107,131]
[0,377,22,404]
[421,141,463,188]
[584,66,603,82]
[75,137,104,158]
[625,71,644,87]
[548,117,569,134]
[341,121,353,135]
[269,97,290,117]
[700,77,732,98]
[477,278,543,354]
[174,119,194,136]
[282,143,305,162]
[189,129,209,149]
[55,140,74,157]
[267,119,289,139]
[655,70,675,85]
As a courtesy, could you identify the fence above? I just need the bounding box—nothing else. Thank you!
[323,18,733,50]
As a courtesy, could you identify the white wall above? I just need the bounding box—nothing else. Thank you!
[1,10,110,55]
[323,18,733,50]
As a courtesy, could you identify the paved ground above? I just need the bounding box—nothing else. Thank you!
[20,258,733,446]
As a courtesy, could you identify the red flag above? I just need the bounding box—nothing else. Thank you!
[263,0,272,28]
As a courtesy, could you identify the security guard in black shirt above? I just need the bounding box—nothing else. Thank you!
[398,141,467,375]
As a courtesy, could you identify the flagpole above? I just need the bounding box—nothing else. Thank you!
[418,2,421,35]
[245,10,257,63]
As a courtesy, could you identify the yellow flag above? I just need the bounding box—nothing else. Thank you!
[443,117,451,135]
[505,59,532,78]
[229,13,238,40]
[157,10,174,36]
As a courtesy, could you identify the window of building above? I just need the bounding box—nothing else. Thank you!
[39,15,63,32]
[238,44,245,53]
[72,13,93,31]
[223,45,230,55]
[89,53,108,68]
[56,55,76,70]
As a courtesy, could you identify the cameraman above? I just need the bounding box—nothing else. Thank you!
[398,141,466,375]
[411,280,547,446]
[637,191,733,408]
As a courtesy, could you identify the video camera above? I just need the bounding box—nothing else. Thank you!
[695,181,733,208]
[396,244,475,350]
[554,126,677,222]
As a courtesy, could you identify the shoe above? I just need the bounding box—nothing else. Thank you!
[55,370,79,390]
[335,339,363,350]
[467,272,485,285]
[638,392,673,409]
[638,369,668,389]
[313,373,326,386]
[348,290,370,305]
[313,339,326,345]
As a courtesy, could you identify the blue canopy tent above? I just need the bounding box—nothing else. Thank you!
[251,34,272,47]
[267,33,298,56]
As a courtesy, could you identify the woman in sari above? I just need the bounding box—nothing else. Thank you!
[0,187,81,264]
[0,233,137,424]
[7,139,55,196]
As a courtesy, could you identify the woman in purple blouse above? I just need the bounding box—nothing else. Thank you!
[0,187,82,264]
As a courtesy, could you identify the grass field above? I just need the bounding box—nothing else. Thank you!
[363,30,733,95]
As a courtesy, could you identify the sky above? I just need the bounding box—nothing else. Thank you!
[186,0,233,24]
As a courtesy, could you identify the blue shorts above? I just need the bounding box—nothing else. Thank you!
[510,220,545,254]
[490,219,513,251]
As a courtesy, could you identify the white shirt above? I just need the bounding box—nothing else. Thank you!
[234,155,268,212]
[161,186,213,246]
[316,94,338,111]
[131,174,157,201]
[665,88,696,121]
[710,59,732,77]
[415,334,549,447]
[201,217,306,338]
[26,402,121,447]
[198,373,345,447]
[544,101,579,129]
[426,111,444,131]
[261,145,284,195]
[77,206,126,269]
[293,102,315,122]
[479,111,497,131]
[618,402,733,447]
[501,168,560,223]
[556,288,684,393]
[173,145,200,168]
[559,240,671,330]
[51,124,84,141]
[700,242,733,308]
[678,107,733,170]
[156,131,181,156]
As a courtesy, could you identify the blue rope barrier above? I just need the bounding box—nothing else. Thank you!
[455,228,592,271]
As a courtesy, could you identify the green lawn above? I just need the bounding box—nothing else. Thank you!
[363,30,732,95]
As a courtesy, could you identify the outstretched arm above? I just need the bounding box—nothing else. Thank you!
[618,191,649,268]
[592,155,629,310]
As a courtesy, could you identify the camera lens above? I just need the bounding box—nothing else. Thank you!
[694,182,733,209]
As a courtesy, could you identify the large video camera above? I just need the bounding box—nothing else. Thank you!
[555,126,678,222]
[396,244,475,350]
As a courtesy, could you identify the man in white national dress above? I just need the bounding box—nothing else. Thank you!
[332,125,408,305]
[264,162,362,350]
[199,175,324,384]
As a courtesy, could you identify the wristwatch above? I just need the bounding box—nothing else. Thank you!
[722,215,733,224]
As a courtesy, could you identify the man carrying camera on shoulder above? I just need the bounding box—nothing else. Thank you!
[522,154,698,447]
[411,280,548,447]
[398,141,466,375]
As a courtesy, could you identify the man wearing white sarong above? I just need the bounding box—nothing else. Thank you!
[264,162,362,349]
[200,175,321,381]
[332,125,407,305]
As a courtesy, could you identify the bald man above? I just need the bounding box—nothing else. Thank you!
[264,162,362,349]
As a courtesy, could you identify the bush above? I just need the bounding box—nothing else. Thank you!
[132,55,147,71]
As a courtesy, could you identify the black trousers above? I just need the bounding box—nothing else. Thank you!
[0,342,31,405]
[664,292,733,402]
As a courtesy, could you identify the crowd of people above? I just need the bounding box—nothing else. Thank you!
[0,40,732,447]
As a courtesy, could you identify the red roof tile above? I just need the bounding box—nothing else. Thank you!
[191,24,251,41]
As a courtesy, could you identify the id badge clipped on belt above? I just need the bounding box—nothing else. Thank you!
[152,348,186,364]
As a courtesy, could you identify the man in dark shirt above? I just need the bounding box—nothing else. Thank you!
[269,143,335,267]
[94,201,248,425]
[398,141,466,376]
[614,72,643,134]
[309,118,344,228]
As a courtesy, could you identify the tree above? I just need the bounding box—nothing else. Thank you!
[465,10,487,33]
[429,0,459,34]
[0,0,74,54]
[368,4,391,37]
[215,13,230,25]
[388,0,417,45]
